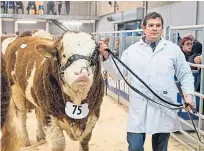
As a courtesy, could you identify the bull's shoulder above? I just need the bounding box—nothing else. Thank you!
[5,37,54,57]
[8,36,54,47]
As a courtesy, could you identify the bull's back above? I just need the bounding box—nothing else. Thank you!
[5,37,54,92]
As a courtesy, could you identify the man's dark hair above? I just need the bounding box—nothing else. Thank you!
[142,12,164,27]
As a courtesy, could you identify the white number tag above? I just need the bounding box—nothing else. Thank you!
[65,102,89,119]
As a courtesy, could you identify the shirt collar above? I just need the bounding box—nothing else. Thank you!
[142,36,160,46]
[139,36,164,46]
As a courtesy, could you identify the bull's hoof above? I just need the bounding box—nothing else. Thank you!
[51,148,65,151]
[23,139,31,146]
[36,130,46,142]
[79,146,89,151]
[36,135,46,142]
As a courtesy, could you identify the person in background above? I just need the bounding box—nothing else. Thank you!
[47,1,56,15]
[113,39,119,57]
[189,52,202,92]
[103,70,108,96]
[183,34,202,55]
[180,36,193,61]
[99,12,195,151]
[65,1,70,15]
[1,1,6,13]
[27,1,36,14]
[15,31,20,36]
[177,33,181,46]
[15,1,24,14]
[58,1,63,15]
[5,1,15,14]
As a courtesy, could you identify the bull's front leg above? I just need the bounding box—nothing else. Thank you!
[79,132,92,151]
[79,113,98,151]
[44,116,65,151]
[12,84,30,146]
[35,108,46,141]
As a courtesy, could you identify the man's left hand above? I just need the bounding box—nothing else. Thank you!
[184,94,195,112]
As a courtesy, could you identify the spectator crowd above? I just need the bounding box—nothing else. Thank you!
[1,1,70,15]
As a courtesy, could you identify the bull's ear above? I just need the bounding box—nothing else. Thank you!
[54,38,63,52]
[35,44,56,58]
[103,38,110,45]
[55,41,63,51]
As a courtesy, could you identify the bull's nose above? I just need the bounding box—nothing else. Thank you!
[75,72,90,83]
[74,72,89,76]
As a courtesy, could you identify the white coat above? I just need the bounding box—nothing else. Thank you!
[102,38,194,134]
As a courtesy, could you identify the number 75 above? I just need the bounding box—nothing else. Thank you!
[72,105,82,115]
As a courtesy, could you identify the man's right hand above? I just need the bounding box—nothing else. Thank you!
[99,39,109,60]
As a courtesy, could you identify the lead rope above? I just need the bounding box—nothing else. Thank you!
[175,81,202,142]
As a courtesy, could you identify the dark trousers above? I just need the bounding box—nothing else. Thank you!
[47,7,55,15]
[58,3,62,15]
[16,5,24,14]
[65,1,70,14]
[5,2,15,13]
[127,132,170,151]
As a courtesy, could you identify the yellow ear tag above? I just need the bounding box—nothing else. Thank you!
[44,52,52,58]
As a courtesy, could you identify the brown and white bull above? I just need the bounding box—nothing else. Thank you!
[3,31,104,151]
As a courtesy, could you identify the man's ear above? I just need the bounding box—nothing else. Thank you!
[35,44,56,58]
[142,25,146,31]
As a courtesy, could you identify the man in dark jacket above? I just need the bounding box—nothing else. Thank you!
[47,1,56,15]
[65,1,70,15]
[27,1,36,14]
[5,1,15,14]
[189,53,202,92]
[58,1,62,15]
[15,1,24,14]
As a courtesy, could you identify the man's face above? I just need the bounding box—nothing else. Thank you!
[142,17,163,42]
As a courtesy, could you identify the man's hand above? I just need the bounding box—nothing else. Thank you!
[99,38,109,60]
[184,94,195,112]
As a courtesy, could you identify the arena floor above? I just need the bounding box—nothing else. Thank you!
[20,95,190,151]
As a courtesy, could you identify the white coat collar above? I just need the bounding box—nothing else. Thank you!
[138,37,168,55]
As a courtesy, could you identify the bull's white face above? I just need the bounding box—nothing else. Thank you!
[61,32,96,103]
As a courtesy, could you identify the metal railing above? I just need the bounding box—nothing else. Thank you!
[166,24,204,151]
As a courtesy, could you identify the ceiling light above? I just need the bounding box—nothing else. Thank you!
[63,21,83,25]
[16,21,37,24]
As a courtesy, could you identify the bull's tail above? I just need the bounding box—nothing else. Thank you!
[1,100,23,151]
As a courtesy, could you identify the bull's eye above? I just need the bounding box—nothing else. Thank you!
[63,54,66,58]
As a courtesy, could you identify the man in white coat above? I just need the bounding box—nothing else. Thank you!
[99,12,195,151]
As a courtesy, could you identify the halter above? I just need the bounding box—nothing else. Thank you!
[59,44,100,72]
[60,54,91,71]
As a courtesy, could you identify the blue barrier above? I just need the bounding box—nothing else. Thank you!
[122,32,132,37]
